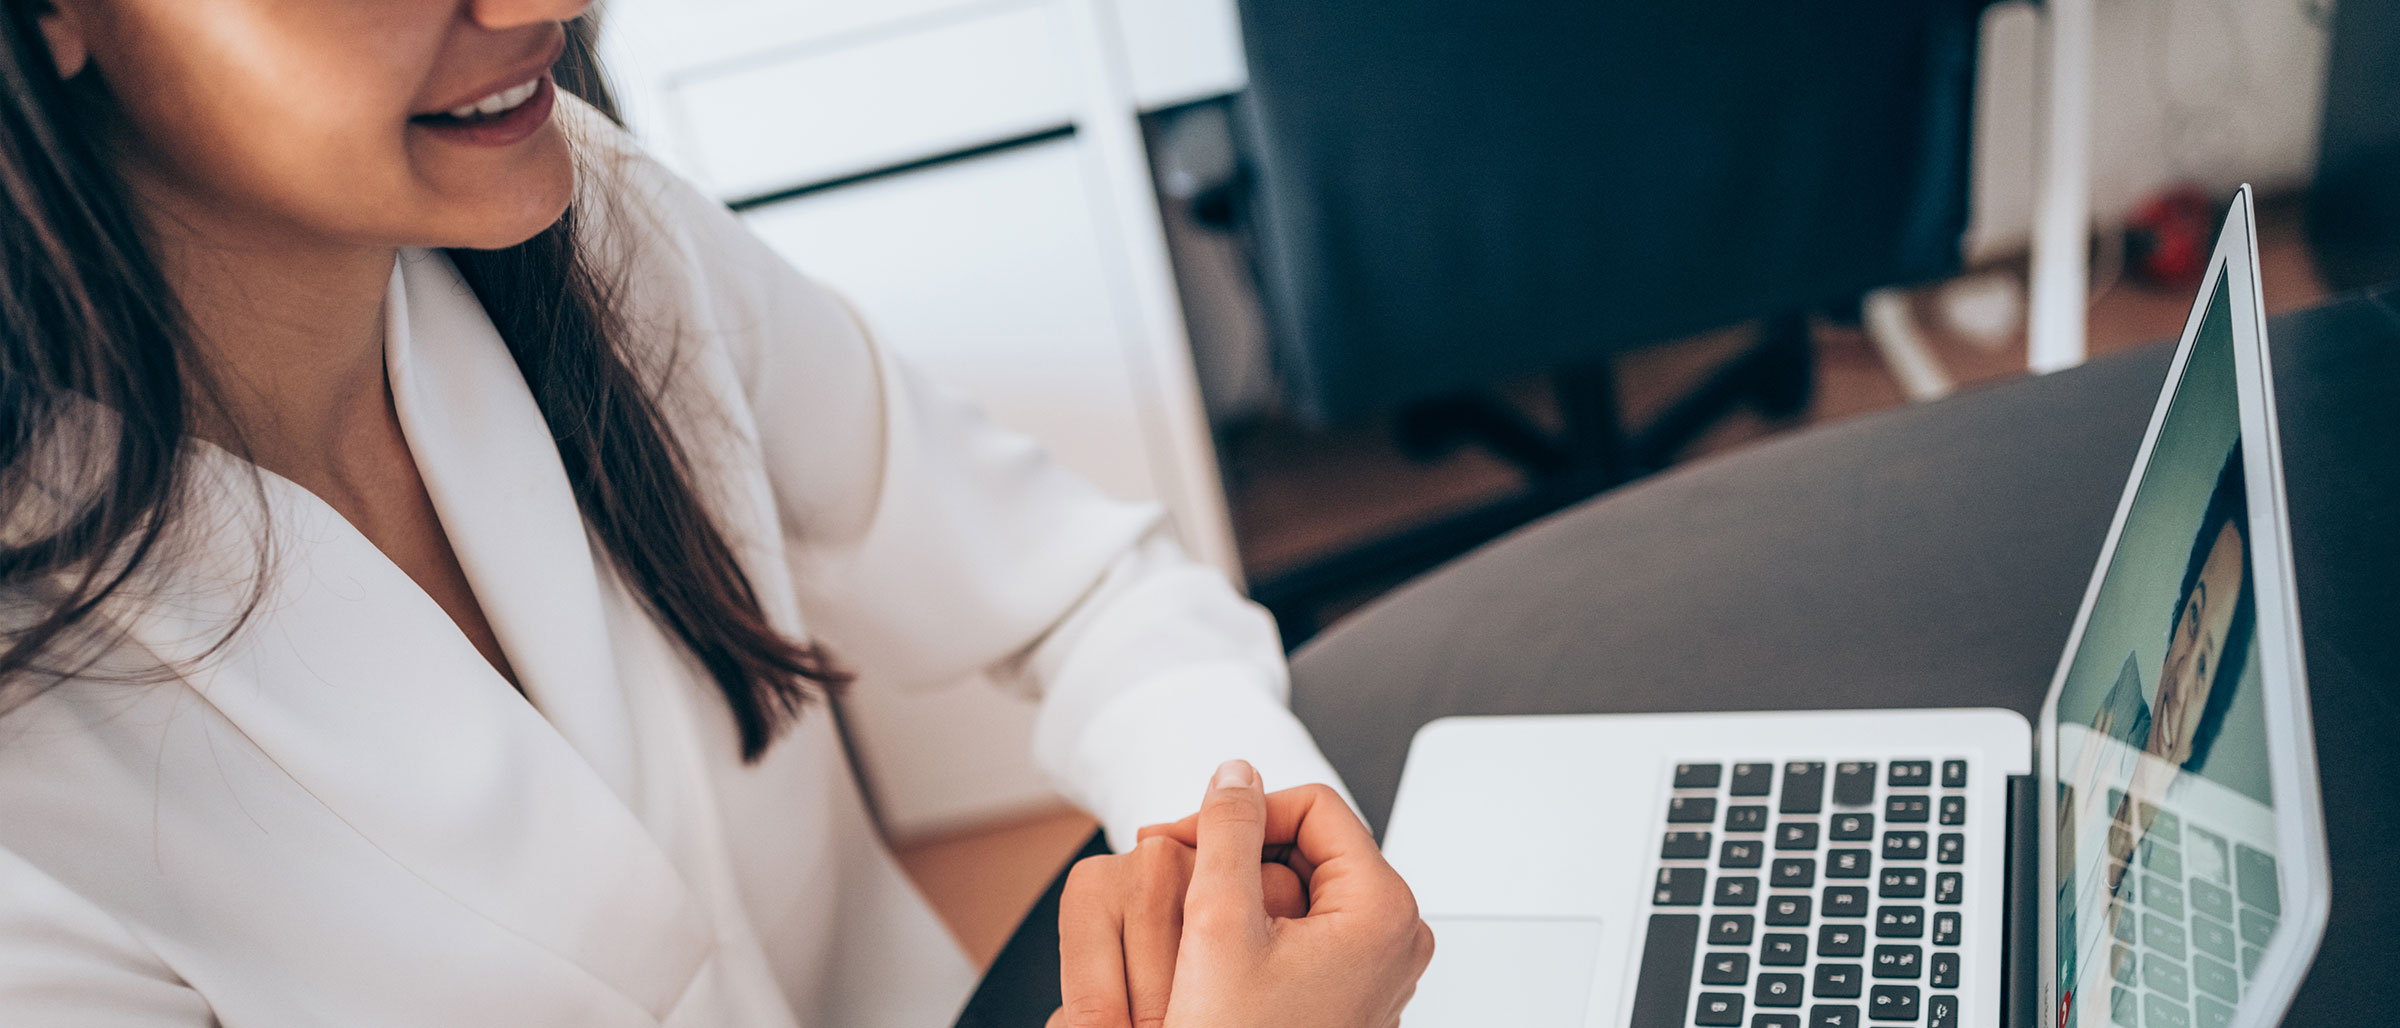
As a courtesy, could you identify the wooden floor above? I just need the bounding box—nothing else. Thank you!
[893,194,2333,971]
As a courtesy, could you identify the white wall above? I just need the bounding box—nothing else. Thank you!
[1965,0,2335,261]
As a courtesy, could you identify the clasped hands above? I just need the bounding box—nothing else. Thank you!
[1050,760,1435,1028]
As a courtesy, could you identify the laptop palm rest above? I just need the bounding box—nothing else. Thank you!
[1402,916,1608,1027]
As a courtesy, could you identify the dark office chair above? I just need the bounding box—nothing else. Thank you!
[1228,0,1990,639]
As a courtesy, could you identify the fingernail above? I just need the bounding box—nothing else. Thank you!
[1213,759,1256,790]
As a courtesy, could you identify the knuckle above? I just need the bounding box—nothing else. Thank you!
[1058,997,1127,1028]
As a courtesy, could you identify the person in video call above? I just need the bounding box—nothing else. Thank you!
[0,3,1431,1025]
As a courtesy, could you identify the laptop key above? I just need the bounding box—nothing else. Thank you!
[1813,963,1864,998]
[1757,973,1806,1008]
[1879,868,1926,899]
[1932,911,1960,946]
[1833,762,1878,806]
[1665,832,1714,859]
[1656,867,1708,905]
[1876,906,1925,938]
[1940,760,1967,788]
[1811,1004,1860,1028]
[1696,993,1747,1027]
[1722,839,1766,868]
[1928,993,1960,1028]
[1820,923,1867,957]
[1732,763,1777,796]
[1670,796,1719,824]
[1762,933,1810,965]
[1781,763,1828,814]
[1757,1016,1804,1028]
[1772,859,1818,889]
[1728,805,1772,832]
[1703,952,1752,986]
[1831,813,1876,841]
[1888,761,1933,787]
[1937,796,1966,825]
[1936,834,1964,865]
[1823,886,1871,918]
[1766,894,1813,926]
[1678,763,1725,789]
[1885,796,1931,823]
[1711,914,1757,946]
[1929,952,1959,988]
[1868,985,1919,1022]
[1872,944,1922,979]
[1779,822,1822,851]
[1828,849,1873,878]
[1716,876,1760,906]
[1883,832,1928,861]
[1627,914,1701,1028]
[1933,873,1963,905]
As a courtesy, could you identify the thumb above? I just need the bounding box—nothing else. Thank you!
[1186,759,1269,932]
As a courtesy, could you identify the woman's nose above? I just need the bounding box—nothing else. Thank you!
[468,0,592,31]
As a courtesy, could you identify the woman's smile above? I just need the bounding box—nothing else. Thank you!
[411,74,555,147]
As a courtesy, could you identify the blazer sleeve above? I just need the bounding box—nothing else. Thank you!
[569,99,1352,849]
[0,849,212,1027]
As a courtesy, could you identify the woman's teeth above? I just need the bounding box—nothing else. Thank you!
[446,79,540,121]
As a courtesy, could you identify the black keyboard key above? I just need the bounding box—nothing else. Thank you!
[1879,868,1926,899]
[1876,906,1925,938]
[1811,1005,1861,1028]
[1757,973,1806,1008]
[1670,796,1720,824]
[1781,762,1828,814]
[1696,993,1747,1026]
[1628,914,1701,1028]
[1716,876,1760,906]
[1868,985,1919,1022]
[1928,993,1960,1028]
[1703,952,1752,986]
[1932,911,1961,946]
[1831,813,1877,841]
[1820,923,1868,957]
[1933,873,1963,906]
[1940,760,1967,788]
[1813,963,1864,998]
[1732,763,1776,796]
[1665,831,1714,859]
[1827,849,1872,878]
[1763,933,1811,965]
[1772,859,1818,889]
[1656,867,1708,905]
[1722,839,1766,868]
[1888,761,1933,788]
[1929,952,1959,988]
[1823,886,1871,918]
[1872,945,1922,979]
[1758,1015,1803,1028]
[1711,914,1757,945]
[1727,805,1771,832]
[2235,845,2280,915]
[1779,822,1822,851]
[1833,762,1879,806]
[1884,795,1931,823]
[1936,834,1964,865]
[1678,763,1725,789]
[1882,832,1929,861]
[1766,894,1814,926]
[1937,796,1966,826]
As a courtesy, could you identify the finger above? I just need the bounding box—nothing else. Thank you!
[1151,784,1383,894]
[1056,856,1132,1028]
[1260,860,1308,919]
[1124,837,1192,1028]
[1185,759,1269,935]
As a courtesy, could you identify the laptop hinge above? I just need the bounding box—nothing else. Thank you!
[2001,774,2040,1028]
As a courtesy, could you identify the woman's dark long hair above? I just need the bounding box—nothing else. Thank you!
[0,12,841,759]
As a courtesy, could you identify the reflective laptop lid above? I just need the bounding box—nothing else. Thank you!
[2036,190,2328,1028]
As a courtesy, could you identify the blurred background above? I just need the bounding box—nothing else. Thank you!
[587,0,2397,960]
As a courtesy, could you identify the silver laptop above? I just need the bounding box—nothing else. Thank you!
[1383,188,2330,1028]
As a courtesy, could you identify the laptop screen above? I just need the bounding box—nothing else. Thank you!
[2047,276,2286,1028]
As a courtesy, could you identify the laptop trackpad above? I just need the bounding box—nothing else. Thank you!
[1402,916,1607,1028]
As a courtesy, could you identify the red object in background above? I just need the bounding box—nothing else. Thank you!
[2125,183,2219,290]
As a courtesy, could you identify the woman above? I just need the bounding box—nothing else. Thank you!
[0,1,1430,1025]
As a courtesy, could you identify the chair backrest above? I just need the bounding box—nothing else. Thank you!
[1234,0,1989,422]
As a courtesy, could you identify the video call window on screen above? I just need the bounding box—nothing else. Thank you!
[2049,278,2282,1028]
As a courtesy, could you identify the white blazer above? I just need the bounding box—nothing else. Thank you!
[0,99,1344,1027]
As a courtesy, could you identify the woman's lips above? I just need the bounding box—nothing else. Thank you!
[411,75,556,148]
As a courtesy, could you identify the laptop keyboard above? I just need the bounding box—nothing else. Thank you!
[2099,788,2279,1028]
[1631,759,1976,1028]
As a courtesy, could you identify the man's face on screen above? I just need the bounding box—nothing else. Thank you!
[2151,521,2245,766]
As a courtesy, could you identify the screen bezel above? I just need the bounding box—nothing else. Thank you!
[2031,187,2331,1028]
